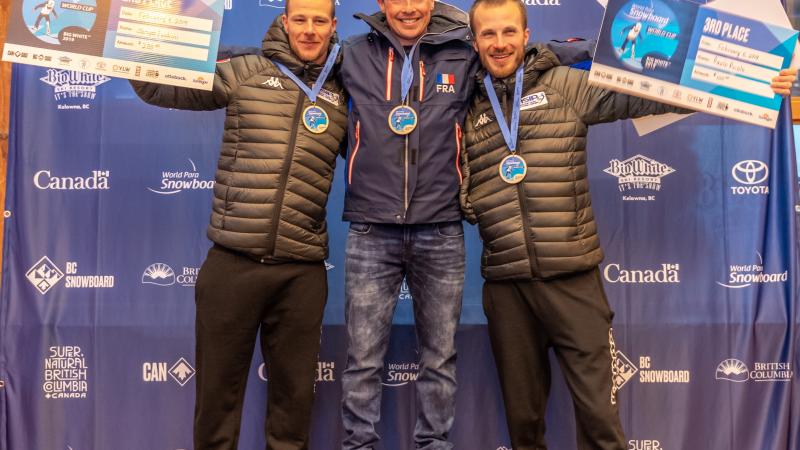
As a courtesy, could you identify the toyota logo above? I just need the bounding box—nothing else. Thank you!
[732,160,768,185]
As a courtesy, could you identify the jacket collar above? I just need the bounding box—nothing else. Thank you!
[261,15,341,80]
[355,1,471,52]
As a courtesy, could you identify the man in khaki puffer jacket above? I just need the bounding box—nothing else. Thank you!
[130,0,346,448]
[463,0,797,449]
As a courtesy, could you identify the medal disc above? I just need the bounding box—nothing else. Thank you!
[388,105,418,135]
[499,154,527,184]
[303,105,329,134]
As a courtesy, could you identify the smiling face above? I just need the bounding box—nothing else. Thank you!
[281,0,337,65]
[377,0,435,46]
[471,1,530,79]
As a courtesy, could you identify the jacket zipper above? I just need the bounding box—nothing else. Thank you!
[419,60,425,102]
[347,121,361,185]
[265,90,306,258]
[454,122,462,184]
[404,134,409,213]
[502,83,539,277]
[385,48,394,101]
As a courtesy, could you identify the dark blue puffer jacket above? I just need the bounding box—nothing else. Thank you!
[340,2,479,224]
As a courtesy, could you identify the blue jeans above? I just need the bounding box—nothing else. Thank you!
[341,222,465,450]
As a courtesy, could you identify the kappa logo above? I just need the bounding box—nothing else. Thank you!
[520,92,548,110]
[169,358,196,386]
[26,256,65,294]
[261,76,284,89]
[474,112,493,128]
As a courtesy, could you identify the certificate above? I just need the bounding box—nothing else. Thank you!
[589,0,798,129]
[2,0,225,90]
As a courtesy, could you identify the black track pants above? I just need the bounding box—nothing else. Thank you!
[482,268,625,450]
[193,245,327,450]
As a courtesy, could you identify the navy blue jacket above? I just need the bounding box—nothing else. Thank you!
[340,2,479,224]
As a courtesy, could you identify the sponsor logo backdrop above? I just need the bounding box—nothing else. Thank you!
[1,0,799,449]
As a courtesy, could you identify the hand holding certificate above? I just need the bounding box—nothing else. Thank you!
[2,0,225,90]
[589,0,798,129]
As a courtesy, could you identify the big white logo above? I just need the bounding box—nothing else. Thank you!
[730,160,769,195]
[34,170,109,190]
[604,155,675,200]
[39,69,110,110]
[148,159,214,195]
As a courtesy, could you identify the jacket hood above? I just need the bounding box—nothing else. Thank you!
[261,15,341,79]
[355,1,470,47]
[477,44,560,98]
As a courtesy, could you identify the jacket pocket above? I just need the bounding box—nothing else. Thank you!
[347,120,361,186]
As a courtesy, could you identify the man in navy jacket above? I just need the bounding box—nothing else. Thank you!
[338,1,478,449]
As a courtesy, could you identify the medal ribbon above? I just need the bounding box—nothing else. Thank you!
[274,43,340,103]
[483,64,523,153]
[400,42,421,103]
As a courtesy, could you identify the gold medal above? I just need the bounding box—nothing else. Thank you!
[388,105,418,135]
